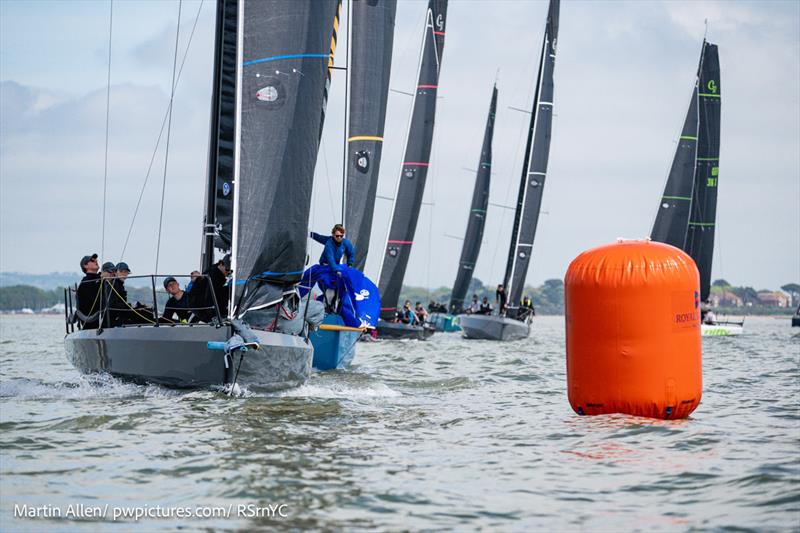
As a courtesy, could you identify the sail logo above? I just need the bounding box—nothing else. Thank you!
[707,80,717,94]
[354,289,370,301]
[222,182,230,196]
[355,150,370,173]
[435,14,444,30]
[256,86,278,102]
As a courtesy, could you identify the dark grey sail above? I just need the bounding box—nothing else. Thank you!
[377,0,447,320]
[232,0,340,315]
[202,0,238,270]
[650,86,699,248]
[503,0,559,308]
[651,40,720,303]
[345,0,397,271]
[449,84,497,314]
[685,41,720,302]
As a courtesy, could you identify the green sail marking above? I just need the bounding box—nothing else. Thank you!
[680,136,698,140]
[662,196,691,201]
[688,222,715,227]
[698,93,721,98]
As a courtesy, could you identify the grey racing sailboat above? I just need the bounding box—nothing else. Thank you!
[375,0,447,340]
[64,0,340,389]
[459,0,559,341]
[649,40,741,336]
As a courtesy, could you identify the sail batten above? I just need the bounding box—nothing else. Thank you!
[449,85,497,314]
[503,0,560,307]
[377,0,447,321]
[344,0,397,272]
[231,0,340,316]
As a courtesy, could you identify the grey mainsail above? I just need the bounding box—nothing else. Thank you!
[686,41,721,302]
[345,0,397,272]
[651,40,721,302]
[377,0,447,321]
[449,85,497,314]
[232,0,340,315]
[202,0,237,269]
[503,0,559,308]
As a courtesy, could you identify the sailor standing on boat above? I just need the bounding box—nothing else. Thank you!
[310,224,356,272]
[76,253,101,329]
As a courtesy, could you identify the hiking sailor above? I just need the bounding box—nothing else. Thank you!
[496,284,508,316]
[76,253,101,329]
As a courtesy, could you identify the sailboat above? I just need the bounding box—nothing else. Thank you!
[64,0,341,389]
[429,84,498,333]
[374,0,447,340]
[650,39,742,336]
[459,0,559,342]
[792,304,800,328]
[305,0,396,370]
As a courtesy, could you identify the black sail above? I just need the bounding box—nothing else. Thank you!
[650,85,699,249]
[686,41,721,302]
[232,0,340,315]
[377,0,447,320]
[449,85,497,314]
[345,0,397,271]
[503,0,559,308]
[202,0,238,269]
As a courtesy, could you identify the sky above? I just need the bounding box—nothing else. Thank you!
[1,0,798,292]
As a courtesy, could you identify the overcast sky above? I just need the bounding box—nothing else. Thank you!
[1,0,798,291]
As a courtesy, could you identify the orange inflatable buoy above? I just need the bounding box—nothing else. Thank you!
[565,239,702,419]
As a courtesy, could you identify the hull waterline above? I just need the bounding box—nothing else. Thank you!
[376,320,435,340]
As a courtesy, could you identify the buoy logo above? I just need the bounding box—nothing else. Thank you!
[694,291,699,309]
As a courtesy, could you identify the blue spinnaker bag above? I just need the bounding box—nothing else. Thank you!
[300,265,380,328]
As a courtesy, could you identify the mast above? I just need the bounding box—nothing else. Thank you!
[449,84,497,314]
[503,0,560,308]
[377,0,447,321]
[686,40,721,302]
[344,0,397,271]
[201,0,237,273]
[231,0,340,316]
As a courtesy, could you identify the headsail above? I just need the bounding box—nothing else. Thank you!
[344,0,397,271]
[377,0,447,321]
[685,41,720,302]
[231,0,340,316]
[503,0,559,308]
[651,40,720,302]
[449,85,497,314]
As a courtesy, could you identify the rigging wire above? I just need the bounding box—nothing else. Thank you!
[101,0,114,260]
[119,0,205,261]
[155,0,183,274]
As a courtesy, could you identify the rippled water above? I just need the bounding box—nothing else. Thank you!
[1,314,798,531]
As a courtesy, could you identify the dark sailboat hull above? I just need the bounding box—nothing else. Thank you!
[459,314,529,341]
[792,315,800,328]
[376,319,435,340]
[65,324,312,391]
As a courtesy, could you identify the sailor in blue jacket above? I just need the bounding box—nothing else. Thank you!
[310,224,356,272]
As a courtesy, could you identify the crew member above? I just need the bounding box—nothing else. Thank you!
[163,276,190,323]
[310,224,356,272]
[76,253,101,329]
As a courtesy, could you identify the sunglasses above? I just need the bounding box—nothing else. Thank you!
[333,234,344,238]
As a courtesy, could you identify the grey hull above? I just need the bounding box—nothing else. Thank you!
[458,314,530,341]
[376,320,435,340]
[65,324,312,391]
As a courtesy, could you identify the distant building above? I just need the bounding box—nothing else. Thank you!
[757,291,791,307]
[710,291,743,307]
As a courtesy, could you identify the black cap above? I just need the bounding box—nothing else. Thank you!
[80,253,98,272]
[101,262,116,273]
[163,276,177,289]
[116,261,131,273]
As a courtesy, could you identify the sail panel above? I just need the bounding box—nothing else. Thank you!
[686,41,721,302]
[505,0,560,307]
[650,87,699,248]
[345,0,397,271]
[449,85,497,314]
[377,0,447,320]
[233,0,339,315]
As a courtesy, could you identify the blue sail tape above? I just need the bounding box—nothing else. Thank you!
[243,53,329,66]
[234,270,306,285]
[207,342,226,350]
